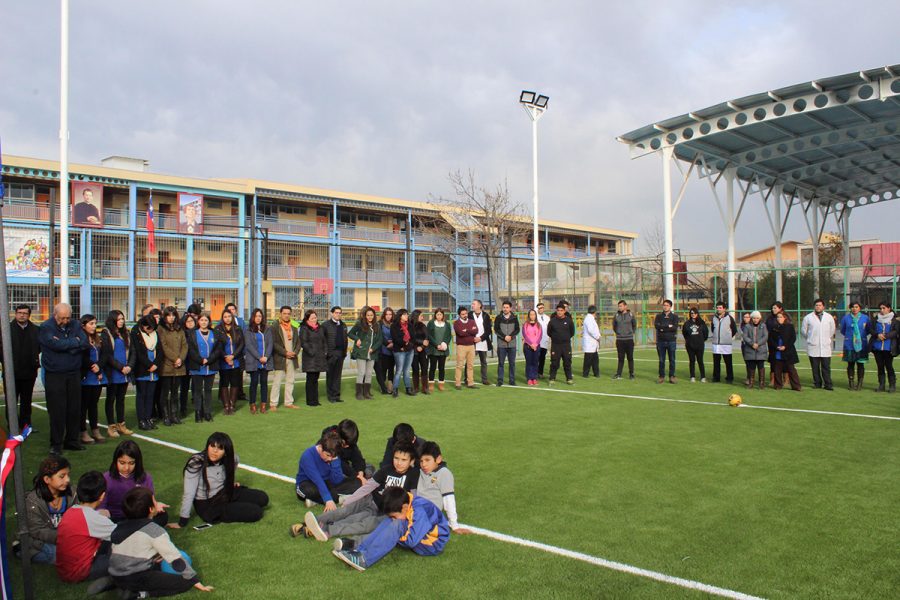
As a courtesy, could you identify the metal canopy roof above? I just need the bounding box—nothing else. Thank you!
[617,65,900,213]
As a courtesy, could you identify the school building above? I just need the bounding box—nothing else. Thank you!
[1,154,637,320]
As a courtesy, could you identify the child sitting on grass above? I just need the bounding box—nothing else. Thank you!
[379,423,427,470]
[101,440,169,525]
[415,441,471,534]
[321,419,372,483]
[22,455,75,564]
[292,440,419,545]
[332,487,450,571]
[55,471,116,594]
[295,429,361,510]
[109,487,213,597]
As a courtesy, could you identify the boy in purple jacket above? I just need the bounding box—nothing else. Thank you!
[332,487,450,571]
[295,430,361,510]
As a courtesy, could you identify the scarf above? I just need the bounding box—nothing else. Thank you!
[850,313,863,353]
[877,312,895,327]
[140,330,158,352]
[399,321,411,344]
[280,320,292,341]
[308,322,319,331]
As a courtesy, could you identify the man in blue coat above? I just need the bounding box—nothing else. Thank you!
[39,303,88,454]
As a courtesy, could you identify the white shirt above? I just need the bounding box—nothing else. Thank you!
[582,313,601,352]
[801,311,835,358]
[537,313,551,350]
[473,312,487,352]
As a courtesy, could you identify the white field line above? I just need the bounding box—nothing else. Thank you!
[29,404,765,599]
[520,386,900,421]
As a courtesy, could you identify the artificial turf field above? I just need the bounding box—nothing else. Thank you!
[5,347,898,599]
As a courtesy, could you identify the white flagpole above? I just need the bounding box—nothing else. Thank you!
[59,0,70,303]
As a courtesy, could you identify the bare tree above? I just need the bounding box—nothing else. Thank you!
[429,170,531,310]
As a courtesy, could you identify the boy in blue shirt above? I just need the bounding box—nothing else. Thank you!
[295,430,360,510]
[332,487,449,571]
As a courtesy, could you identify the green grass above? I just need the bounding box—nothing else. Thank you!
[6,348,899,599]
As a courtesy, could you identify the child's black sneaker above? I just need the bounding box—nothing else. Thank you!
[332,549,366,571]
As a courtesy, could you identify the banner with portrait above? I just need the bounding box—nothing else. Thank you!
[71,181,103,227]
[4,228,50,278]
[178,192,204,234]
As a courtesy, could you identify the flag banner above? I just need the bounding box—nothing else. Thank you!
[0,425,32,600]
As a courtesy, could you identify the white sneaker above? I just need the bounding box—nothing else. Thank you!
[304,510,329,541]
[304,498,315,508]
[690,377,696,382]
[700,377,707,383]
[337,494,350,507]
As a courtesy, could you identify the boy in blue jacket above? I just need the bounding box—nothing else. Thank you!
[332,487,449,571]
[295,430,361,510]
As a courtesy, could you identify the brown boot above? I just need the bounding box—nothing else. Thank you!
[80,430,95,445]
[437,381,445,392]
[260,402,268,414]
[91,428,106,443]
[250,402,257,415]
[746,373,755,389]
[363,383,373,399]
[758,366,766,389]
[107,424,120,438]
[355,383,364,400]
[428,381,435,393]
[412,374,420,394]
[117,422,134,435]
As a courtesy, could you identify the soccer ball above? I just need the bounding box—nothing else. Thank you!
[728,394,743,407]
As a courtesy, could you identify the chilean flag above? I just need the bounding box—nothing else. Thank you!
[147,190,156,254]
[0,425,31,600]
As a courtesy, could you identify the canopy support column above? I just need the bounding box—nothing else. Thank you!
[772,186,784,301]
[840,206,852,307]
[661,146,675,304]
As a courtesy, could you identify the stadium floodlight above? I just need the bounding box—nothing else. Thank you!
[519,90,550,309]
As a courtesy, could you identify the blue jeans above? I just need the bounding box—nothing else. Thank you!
[497,347,516,384]
[657,341,677,377]
[524,345,540,380]
[32,542,56,564]
[393,351,413,390]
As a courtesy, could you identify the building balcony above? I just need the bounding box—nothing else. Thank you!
[203,215,240,235]
[136,211,179,231]
[194,262,238,281]
[136,261,186,280]
[52,258,80,277]
[103,208,129,227]
[337,224,405,244]
[92,259,129,279]
[340,268,405,284]
[266,264,330,280]
[256,215,329,237]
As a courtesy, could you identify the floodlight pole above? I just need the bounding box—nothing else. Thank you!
[661,147,675,305]
[522,102,547,310]
[59,0,70,302]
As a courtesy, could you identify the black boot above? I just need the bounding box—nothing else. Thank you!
[195,411,202,423]
[355,384,364,400]
[876,373,886,392]
[391,387,399,398]
[363,383,373,399]
[856,364,865,391]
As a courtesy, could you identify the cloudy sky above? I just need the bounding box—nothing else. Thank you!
[3,1,898,253]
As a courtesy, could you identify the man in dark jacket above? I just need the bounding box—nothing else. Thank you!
[547,302,575,385]
[322,306,349,403]
[0,305,41,430]
[39,303,88,454]
[612,300,636,380]
[654,299,679,384]
[494,301,520,386]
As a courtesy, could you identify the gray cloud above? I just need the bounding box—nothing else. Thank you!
[2,1,898,252]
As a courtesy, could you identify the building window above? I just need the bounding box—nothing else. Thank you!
[3,183,35,202]
[850,246,862,266]
[339,212,357,225]
[607,241,617,254]
[340,288,356,308]
[367,252,385,270]
[341,250,363,270]
[357,214,382,224]
[316,208,331,218]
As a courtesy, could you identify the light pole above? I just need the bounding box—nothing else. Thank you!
[59,0,70,302]
[519,90,549,310]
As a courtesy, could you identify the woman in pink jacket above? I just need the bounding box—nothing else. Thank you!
[522,310,543,386]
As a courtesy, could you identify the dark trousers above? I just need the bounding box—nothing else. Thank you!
[657,341,677,377]
[497,347,516,383]
[306,371,321,406]
[549,343,573,380]
[686,346,706,379]
[538,347,548,376]
[105,382,127,424]
[178,375,191,414]
[375,354,395,393]
[808,356,833,389]
[712,353,734,383]
[114,568,195,597]
[135,380,157,422]
[582,352,599,377]
[476,350,489,383]
[616,340,634,376]
[326,355,345,401]
[44,371,81,448]
[773,360,802,390]
[152,374,163,419]
[412,350,428,380]
[159,376,181,417]
[428,355,446,382]
[524,345,540,380]
[872,351,896,387]
[194,486,269,523]
[80,385,102,431]
[296,476,361,505]
[12,375,36,429]
[248,370,269,405]
[746,359,765,380]
[191,374,215,415]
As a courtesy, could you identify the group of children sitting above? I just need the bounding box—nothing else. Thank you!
[20,419,461,596]
[292,420,468,571]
